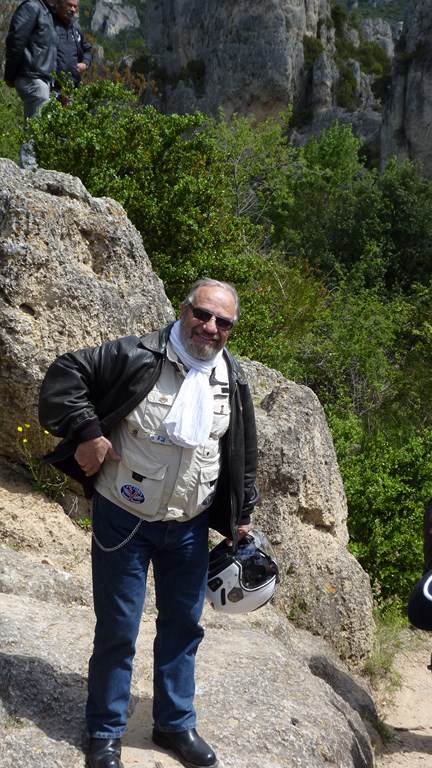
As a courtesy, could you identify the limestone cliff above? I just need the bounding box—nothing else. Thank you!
[380,0,432,177]
[142,0,394,140]
[91,0,140,38]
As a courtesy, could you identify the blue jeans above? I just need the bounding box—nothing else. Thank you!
[86,491,210,739]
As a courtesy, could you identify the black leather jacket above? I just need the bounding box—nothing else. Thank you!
[54,18,92,85]
[5,0,57,83]
[38,325,259,539]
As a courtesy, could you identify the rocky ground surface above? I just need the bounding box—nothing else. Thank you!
[1,455,432,767]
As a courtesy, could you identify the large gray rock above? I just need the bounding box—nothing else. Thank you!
[0,158,174,461]
[242,360,374,665]
[143,0,335,119]
[0,158,374,670]
[380,0,432,176]
[142,0,391,157]
[91,0,140,37]
[360,17,395,59]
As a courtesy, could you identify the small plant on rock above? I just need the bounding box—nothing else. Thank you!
[16,423,69,501]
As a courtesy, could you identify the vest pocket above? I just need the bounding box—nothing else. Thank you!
[195,463,220,513]
[112,448,168,514]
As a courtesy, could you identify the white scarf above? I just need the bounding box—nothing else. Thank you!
[163,320,224,448]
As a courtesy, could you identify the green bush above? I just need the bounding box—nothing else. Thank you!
[0,82,23,163]
[303,35,324,66]
[336,423,432,604]
[336,61,357,109]
[29,82,246,302]
[357,40,390,76]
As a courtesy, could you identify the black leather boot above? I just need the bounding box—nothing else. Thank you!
[87,738,124,768]
[152,727,218,768]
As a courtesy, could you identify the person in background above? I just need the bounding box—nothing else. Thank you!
[4,0,57,167]
[38,278,259,768]
[4,0,91,165]
[52,0,92,101]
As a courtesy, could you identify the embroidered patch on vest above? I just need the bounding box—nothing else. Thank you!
[120,483,146,504]
[201,490,216,507]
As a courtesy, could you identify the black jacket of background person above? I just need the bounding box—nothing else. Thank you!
[5,0,57,83]
[54,16,92,85]
[38,324,259,540]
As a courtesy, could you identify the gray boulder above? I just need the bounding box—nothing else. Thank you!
[0,158,174,461]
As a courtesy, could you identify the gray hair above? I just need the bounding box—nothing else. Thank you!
[186,278,240,321]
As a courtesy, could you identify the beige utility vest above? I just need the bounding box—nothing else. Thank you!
[95,345,231,522]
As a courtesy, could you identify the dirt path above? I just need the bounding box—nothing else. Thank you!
[376,629,432,767]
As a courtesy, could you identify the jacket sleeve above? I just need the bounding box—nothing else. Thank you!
[424,499,432,573]
[81,34,92,68]
[38,336,140,443]
[76,22,92,67]
[238,379,259,522]
[5,2,39,82]
[208,370,259,539]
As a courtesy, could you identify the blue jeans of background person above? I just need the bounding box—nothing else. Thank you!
[14,76,51,168]
[86,491,210,739]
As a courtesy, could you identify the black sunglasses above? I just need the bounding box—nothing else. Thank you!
[187,302,234,331]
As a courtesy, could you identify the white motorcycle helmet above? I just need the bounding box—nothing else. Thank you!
[206,529,279,614]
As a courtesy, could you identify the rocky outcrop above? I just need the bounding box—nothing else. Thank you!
[0,157,374,674]
[91,0,140,38]
[0,461,379,768]
[0,158,173,463]
[380,0,432,177]
[243,363,374,664]
[141,0,395,156]
[142,0,333,119]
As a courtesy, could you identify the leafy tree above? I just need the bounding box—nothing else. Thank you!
[268,123,432,298]
[286,276,409,419]
[29,82,251,302]
[29,86,323,368]
[269,121,387,284]
[228,254,326,373]
[334,420,432,603]
[204,108,297,231]
[379,158,432,291]
[384,283,432,432]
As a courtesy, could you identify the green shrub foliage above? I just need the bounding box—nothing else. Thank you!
[0,83,23,163]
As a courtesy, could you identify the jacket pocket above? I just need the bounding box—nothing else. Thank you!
[195,463,220,514]
[112,448,168,514]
